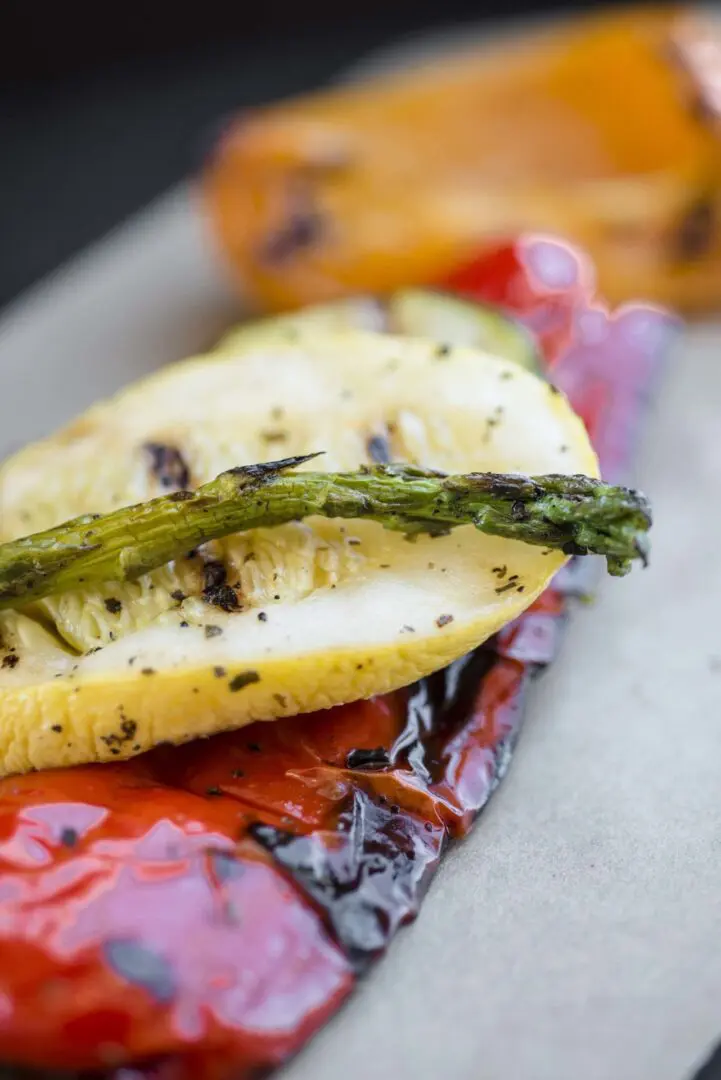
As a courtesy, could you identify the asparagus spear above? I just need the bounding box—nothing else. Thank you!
[0,454,651,609]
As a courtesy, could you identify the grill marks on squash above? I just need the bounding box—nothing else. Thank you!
[144,442,191,491]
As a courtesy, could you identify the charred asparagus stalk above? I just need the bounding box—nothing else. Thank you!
[0,454,651,609]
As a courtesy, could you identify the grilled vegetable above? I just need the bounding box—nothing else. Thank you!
[205,6,721,313]
[388,289,541,375]
[0,328,597,776]
[218,288,543,375]
[0,462,650,608]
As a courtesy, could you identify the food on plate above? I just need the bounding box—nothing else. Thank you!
[0,238,672,1078]
[0,302,653,777]
[204,5,721,313]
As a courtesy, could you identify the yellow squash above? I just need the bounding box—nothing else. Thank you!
[0,329,596,776]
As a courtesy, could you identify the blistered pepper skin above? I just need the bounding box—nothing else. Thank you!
[204,6,721,314]
[0,238,674,1079]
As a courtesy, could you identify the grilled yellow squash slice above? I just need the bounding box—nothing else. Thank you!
[0,328,596,776]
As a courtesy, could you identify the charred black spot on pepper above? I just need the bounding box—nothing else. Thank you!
[2,654,19,669]
[229,671,261,693]
[260,182,325,263]
[511,500,528,521]
[251,789,441,970]
[60,827,78,847]
[206,786,223,797]
[247,742,262,753]
[231,768,245,779]
[104,939,176,1004]
[144,442,191,491]
[346,747,391,770]
[274,693,288,708]
[675,196,716,260]
[205,625,223,639]
[104,597,122,615]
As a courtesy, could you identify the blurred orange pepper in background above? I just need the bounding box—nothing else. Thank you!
[204,4,721,314]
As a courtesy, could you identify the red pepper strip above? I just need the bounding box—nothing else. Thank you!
[0,236,673,1079]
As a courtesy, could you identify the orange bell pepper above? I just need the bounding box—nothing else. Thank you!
[204,5,721,314]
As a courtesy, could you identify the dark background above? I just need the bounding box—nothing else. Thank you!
[0,0,603,312]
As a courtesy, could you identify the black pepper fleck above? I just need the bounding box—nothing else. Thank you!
[2,654,19,670]
[104,598,122,615]
[51,724,63,733]
[229,670,261,693]
[60,827,78,847]
[257,611,268,622]
[436,614,454,628]
[205,625,223,639]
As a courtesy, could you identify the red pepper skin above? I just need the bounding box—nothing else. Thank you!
[0,236,673,1079]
